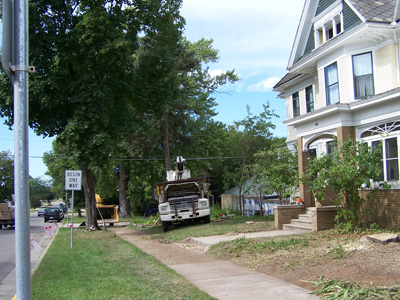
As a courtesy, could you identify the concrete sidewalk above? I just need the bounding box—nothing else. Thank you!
[114,227,319,300]
[0,224,59,300]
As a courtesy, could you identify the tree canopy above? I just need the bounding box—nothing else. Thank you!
[0,0,282,222]
[0,151,14,203]
[252,140,298,205]
[302,138,391,228]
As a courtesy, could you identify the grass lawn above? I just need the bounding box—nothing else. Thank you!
[137,215,275,242]
[32,228,214,300]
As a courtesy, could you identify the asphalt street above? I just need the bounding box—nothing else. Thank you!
[0,213,48,283]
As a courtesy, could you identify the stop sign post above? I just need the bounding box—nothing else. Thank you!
[65,170,82,248]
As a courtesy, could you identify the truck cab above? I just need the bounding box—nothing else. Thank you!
[156,156,211,232]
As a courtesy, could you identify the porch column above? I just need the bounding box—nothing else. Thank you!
[298,137,314,207]
[337,126,356,145]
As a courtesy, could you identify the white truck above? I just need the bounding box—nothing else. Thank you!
[156,156,211,232]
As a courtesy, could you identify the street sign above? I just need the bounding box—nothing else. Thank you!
[65,170,82,191]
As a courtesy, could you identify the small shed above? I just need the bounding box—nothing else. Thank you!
[221,179,286,216]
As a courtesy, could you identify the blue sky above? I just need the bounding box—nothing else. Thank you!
[0,0,304,178]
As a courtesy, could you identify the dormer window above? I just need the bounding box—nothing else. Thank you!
[313,3,344,48]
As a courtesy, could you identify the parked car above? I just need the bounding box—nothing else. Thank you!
[43,207,64,223]
[37,208,45,217]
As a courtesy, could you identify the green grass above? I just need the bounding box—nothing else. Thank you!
[138,215,275,242]
[209,235,311,258]
[32,229,214,300]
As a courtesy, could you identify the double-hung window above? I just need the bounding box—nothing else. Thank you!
[371,138,399,181]
[353,52,374,99]
[305,85,314,113]
[325,62,339,105]
[292,92,300,117]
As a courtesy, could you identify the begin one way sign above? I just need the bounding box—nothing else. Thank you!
[65,170,82,191]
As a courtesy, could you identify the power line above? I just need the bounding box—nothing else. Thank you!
[1,154,236,161]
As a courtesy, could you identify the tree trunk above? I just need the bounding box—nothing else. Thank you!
[162,111,171,173]
[259,190,264,216]
[238,186,243,216]
[82,164,101,230]
[118,161,131,218]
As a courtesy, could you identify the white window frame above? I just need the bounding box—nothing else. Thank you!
[305,85,314,113]
[313,3,344,48]
[352,52,375,99]
[361,122,400,188]
[292,91,300,118]
[324,62,340,105]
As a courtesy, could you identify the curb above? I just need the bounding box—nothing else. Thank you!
[0,225,59,300]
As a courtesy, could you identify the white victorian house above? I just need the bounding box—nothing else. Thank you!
[274,0,400,229]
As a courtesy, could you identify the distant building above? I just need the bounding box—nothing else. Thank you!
[221,178,293,216]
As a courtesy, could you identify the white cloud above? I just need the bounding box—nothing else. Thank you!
[247,77,281,92]
[209,69,224,77]
[180,0,304,80]
[180,0,304,131]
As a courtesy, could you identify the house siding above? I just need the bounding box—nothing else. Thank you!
[315,0,337,17]
[337,55,353,103]
[299,87,307,115]
[286,95,292,119]
[375,44,399,94]
[343,1,362,31]
[316,68,325,109]
[304,25,315,56]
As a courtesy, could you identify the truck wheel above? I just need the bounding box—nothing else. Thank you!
[161,221,170,232]
[204,215,211,224]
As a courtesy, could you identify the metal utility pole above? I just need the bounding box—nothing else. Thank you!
[2,0,32,298]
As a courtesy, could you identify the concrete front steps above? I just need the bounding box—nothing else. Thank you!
[283,208,312,231]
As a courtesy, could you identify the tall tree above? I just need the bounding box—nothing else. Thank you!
[0,151,14,203]
[253,142,298,205]
[29,177,53,208]
[43,141,85,208]
[0,0,184,229]
[222,104,278,214]
[133,29,238,173]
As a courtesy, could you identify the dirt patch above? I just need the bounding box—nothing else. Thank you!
[252,234,400,291]
[114,227,400,292]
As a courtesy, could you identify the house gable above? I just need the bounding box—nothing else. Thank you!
[288,0,400,69]
[342,1,362,31]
